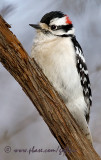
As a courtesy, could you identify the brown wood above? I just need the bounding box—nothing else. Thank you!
[0,15,100,160]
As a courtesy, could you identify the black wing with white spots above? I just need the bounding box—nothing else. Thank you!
[71,36,92,122]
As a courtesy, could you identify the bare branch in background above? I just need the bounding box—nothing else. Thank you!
[0,15,101,160]
[0,4,15,18]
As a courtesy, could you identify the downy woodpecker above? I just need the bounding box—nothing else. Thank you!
[30,11,92,143]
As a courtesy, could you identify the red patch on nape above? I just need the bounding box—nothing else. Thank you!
[65,15,72,24]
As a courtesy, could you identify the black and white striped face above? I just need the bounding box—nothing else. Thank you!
[29,11,74,37]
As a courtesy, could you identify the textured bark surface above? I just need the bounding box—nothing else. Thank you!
[0,15,100,160]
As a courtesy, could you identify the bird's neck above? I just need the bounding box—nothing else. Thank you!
[34,31,57,44]
[34,30,75,45]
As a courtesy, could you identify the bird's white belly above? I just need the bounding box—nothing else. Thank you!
[41,51,82,103]
[31,37,86,112]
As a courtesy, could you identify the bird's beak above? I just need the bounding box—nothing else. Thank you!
[29,24,41,30]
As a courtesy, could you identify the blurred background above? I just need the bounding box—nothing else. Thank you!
[0,0,101,159]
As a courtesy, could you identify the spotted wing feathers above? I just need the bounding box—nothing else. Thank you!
[71,36,92,122]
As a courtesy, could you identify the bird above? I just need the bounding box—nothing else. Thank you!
[29,11,92,143]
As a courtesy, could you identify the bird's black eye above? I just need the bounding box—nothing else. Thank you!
[51,25,57,30]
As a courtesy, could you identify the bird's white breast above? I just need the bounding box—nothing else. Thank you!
[31,34,87,113]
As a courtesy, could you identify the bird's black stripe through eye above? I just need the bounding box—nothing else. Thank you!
[57,24,73,32]
[50,24,73,31]
[50,24,73,32]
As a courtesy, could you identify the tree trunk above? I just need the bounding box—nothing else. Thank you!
[0,15,100,160]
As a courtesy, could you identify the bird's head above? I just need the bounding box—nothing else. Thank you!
[29,11,74,38]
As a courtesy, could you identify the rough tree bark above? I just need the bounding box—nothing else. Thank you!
[0,16,100,160]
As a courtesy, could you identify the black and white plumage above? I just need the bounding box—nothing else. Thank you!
[30,11,92,143]
[71,36,92,123]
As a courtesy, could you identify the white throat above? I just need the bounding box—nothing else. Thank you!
[34,27,75,44]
